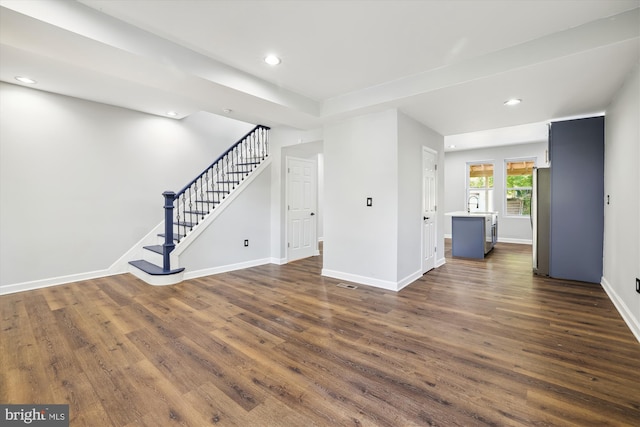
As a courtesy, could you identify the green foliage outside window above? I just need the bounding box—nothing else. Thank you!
[506,164,533,216]
[506,174,533,188]
[469,176,494,188]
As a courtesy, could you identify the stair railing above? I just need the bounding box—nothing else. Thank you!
[161,125,270,272]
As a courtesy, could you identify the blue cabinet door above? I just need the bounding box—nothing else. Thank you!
[452,217,485,259]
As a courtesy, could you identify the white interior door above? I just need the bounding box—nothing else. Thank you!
[287,157,317,261]
[422,148,437,273]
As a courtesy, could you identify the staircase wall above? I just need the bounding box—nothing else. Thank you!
[178,163,272,277]
[0,82,254,292]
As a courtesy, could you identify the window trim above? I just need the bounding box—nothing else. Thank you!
[466,160,494,213]
[504,157,536,218]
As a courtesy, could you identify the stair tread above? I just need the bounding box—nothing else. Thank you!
[207,190,229,194]
[129,259,184,276]
[185,210,208,215]
[143,244,163,254]
[194,200,219,204]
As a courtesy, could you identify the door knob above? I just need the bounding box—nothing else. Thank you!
[310,212,315,216]
[424,216,429,220]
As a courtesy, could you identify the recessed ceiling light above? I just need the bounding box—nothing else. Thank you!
[15,76,37,84]
[167,111,178,117]
[448,144,456,148]
[264,55,281,66]
[504,98,522,106]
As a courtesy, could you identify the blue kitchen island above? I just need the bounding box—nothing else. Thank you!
[447,211,498,259]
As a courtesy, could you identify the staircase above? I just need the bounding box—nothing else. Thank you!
[128,125,270,285]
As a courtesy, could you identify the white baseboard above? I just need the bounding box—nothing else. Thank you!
[498,238,532,245]
[436,257,446,268]
[397,270,423,291]
[601,277,640,343]
[321,269,400,291]
[184,258,273,280]
[0,269,115,296]
[2,257,286,295]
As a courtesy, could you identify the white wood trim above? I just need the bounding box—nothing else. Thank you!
[601,277,640,343]
[184,258,273,280]
[321,269,399,292]
[0,269,115,295]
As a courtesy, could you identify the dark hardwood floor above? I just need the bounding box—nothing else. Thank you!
[2,241,639,426]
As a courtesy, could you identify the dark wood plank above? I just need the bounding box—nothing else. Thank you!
[1,240,639,426]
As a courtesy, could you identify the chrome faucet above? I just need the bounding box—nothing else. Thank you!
[467,195,479,213]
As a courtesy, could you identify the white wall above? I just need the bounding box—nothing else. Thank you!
[0,82,255,289]
[443,141,548,243]
[323,110,400,287]
[322,109,444,290]
[602,62,640,341]
[397,112,445,280]
[180,165,272,272]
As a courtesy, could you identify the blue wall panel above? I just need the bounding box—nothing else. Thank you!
[549,116,604,283]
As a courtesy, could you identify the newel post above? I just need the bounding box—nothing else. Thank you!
[162,191,176,272]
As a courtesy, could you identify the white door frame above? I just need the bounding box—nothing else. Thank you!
[285,156,318,262]
[422,147,438,274]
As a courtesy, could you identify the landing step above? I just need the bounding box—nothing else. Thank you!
[129,259,184,276]
[143,244,163,254]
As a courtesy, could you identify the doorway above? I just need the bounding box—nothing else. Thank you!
[422,147,437,273]
[286,156,318,262]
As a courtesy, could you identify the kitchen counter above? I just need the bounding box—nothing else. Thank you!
[447,211,498,258]
[445,211,498,218]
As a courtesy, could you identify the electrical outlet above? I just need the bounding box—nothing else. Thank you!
[244,239,249,247]
[636,278,640,294]
[366,197,372,207]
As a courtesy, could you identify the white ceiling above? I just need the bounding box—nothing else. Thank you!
[1,0,638,150]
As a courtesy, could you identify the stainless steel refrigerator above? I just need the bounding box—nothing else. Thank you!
[532,167,550,276]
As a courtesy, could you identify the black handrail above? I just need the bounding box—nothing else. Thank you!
[175,125,270,196]
[160,124,270,272]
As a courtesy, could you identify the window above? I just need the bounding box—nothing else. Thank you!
[467,162,494,212]
[505,159,535,216]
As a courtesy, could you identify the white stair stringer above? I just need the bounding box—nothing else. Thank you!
[116,156,272,285]
[128,263,185,286]
[170,156,272,267]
